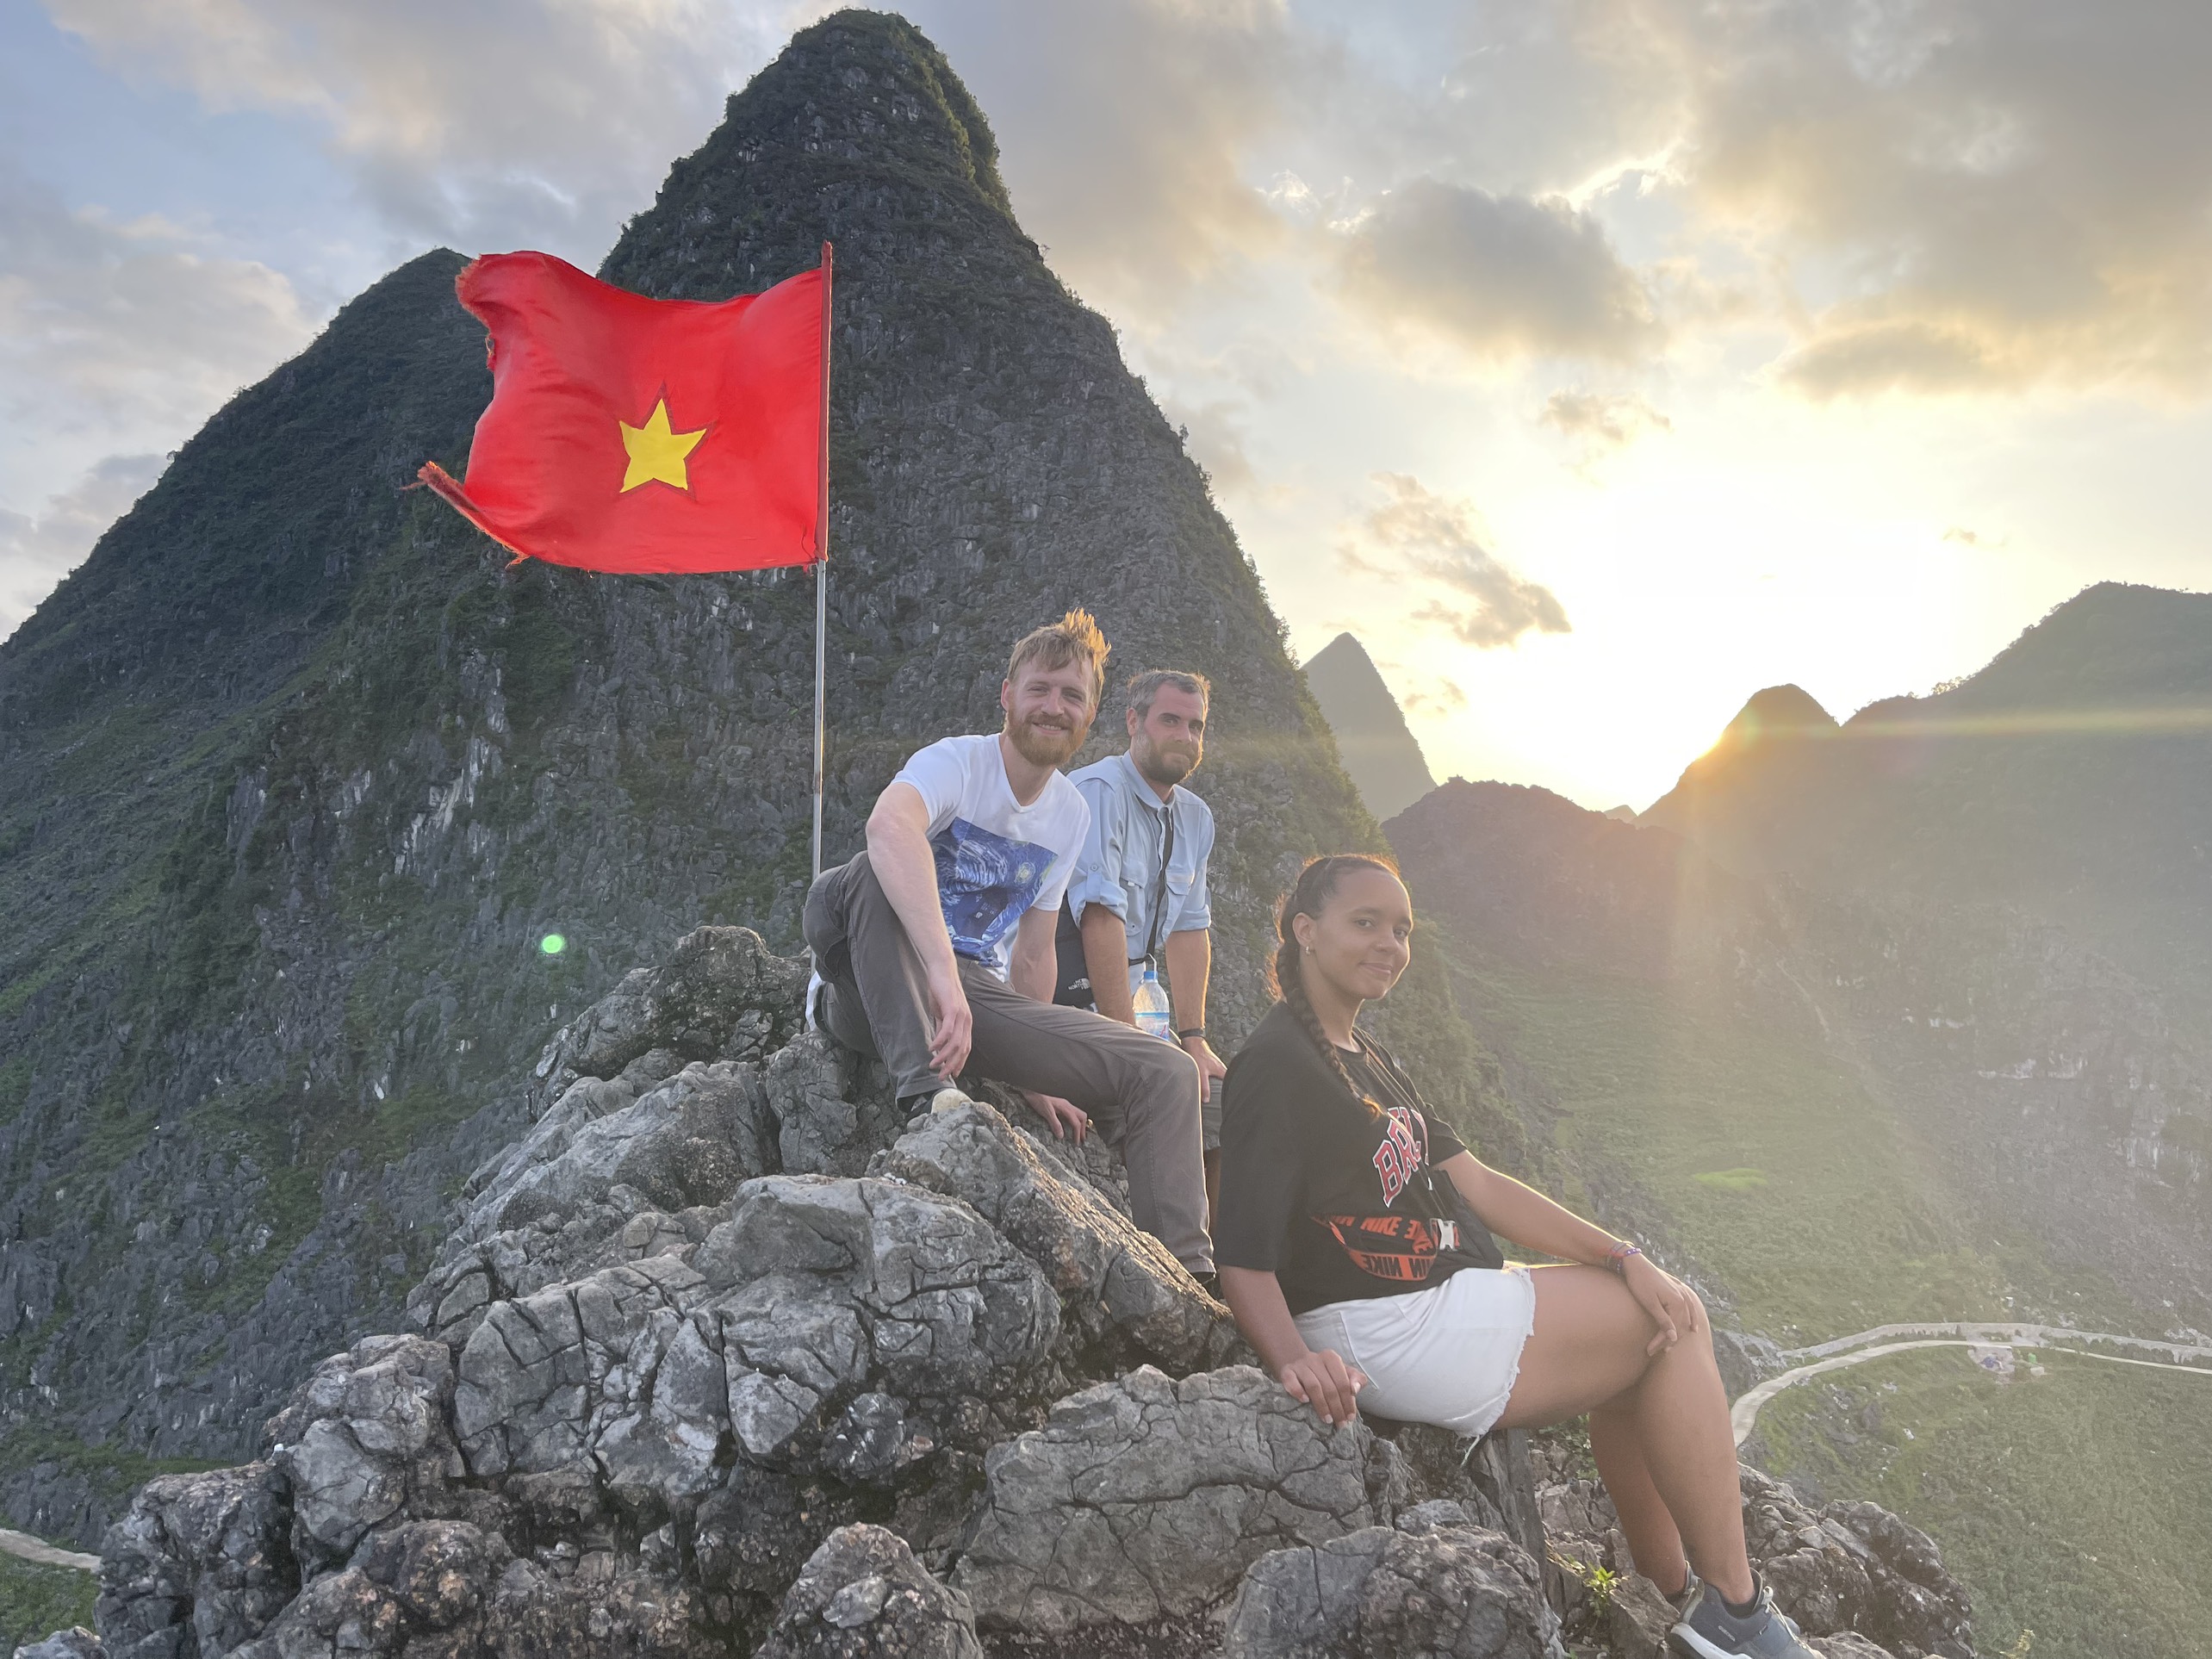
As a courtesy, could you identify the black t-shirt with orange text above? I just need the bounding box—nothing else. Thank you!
[1215,1001,1502,1316]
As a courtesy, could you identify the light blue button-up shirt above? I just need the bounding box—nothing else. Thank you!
[1065,751,1215,994]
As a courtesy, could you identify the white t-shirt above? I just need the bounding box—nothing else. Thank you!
[890,733,1090,980]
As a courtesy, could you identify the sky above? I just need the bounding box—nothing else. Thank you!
[4,0,2210,810]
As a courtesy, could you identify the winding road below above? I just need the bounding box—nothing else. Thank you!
[1732,1320,2212,1446]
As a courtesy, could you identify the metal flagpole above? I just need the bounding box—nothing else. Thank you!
[811,241,834,880]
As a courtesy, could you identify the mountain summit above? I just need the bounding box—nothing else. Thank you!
[1302,633,1438,821]
[0,9,1382,1543]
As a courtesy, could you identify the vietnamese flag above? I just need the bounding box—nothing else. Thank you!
[419,248,830,573]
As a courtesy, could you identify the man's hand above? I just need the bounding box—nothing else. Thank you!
[1023,1092,1089,1142]
[926,966,973,1080]
[1622,1253,1706,1357]
[1183,1034,1226,1088]
[1278,1347,1369,1428]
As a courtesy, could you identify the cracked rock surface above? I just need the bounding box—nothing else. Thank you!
[952,1366,1388,1633]
[1223,1501,1564,1659]
[754,1525,980,1659]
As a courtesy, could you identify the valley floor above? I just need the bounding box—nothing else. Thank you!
[1757,1345,2212,1659]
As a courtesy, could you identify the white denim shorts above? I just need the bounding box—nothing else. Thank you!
[1293,1264,1537,1437]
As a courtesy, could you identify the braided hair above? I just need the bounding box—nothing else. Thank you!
[1271,854,1402,1122]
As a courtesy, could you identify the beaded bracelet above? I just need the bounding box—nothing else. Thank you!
[1605,1241,1643,1275]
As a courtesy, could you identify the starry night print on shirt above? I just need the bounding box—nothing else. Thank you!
[931,817,1056,961]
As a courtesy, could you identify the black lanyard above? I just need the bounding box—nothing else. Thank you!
[1135,799,1177,966]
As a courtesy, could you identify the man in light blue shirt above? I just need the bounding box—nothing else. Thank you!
[1058,670,1227,1214]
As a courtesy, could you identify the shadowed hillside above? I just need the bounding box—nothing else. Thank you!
[1643,583,2212,1018]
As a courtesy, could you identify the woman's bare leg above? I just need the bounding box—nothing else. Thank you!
[1589,1398,1688,1595]
[1497,1265,1752,1603]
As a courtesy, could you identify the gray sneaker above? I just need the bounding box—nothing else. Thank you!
[1672,1577,1815,1657]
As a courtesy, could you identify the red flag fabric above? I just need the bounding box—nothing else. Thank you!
[419,250,829,573]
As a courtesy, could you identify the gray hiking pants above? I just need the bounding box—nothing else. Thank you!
[804,850,1212,1272]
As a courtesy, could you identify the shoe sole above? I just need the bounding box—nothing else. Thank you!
[1668,1626,1741,1659]
[1669,1620,1808,1659]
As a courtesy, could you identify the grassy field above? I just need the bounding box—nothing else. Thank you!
[0,1552,96,1656]
[1756,1345,2212,1659]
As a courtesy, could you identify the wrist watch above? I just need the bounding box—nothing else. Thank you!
[1177,1026,1206,1042]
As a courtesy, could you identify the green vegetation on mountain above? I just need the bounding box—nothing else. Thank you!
[0,1553,96,1658]
[1758,1345,2212,1659]
[1418,925,2159,1348]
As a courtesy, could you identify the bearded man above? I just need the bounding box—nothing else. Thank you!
[1057,670,1227,1221]
[804,611,1213,1281]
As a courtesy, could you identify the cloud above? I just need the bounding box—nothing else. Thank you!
[0,452,165,638]
[907,0,1297,322]
[1402,676,1469,717]
[1538,388,1673,451]
[1646,0,2212,395]
[38,0,790,258]
[1158,395,1258,496]
[1343,473,1570,649]
[0,158,314,546]
[1941,525,2006,550]
[1333,177,1661,364]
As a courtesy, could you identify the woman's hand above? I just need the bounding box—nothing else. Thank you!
[1278,1347,1370,1428]
[1622,1253,1705,1356]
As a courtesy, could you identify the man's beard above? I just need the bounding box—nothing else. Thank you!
[1007,713,1090,767]
[1134,741,1197,788]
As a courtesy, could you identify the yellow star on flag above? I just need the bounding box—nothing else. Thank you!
[618,398,707,494]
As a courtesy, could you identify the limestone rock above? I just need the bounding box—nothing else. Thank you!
[13,1631,103,1659]
[952,1365,1387,1633]
[1810,1636,1901,1659]
[95,1463,296,1659]
[870,1102,1240,1376]
[1222,1507,1563,1659]
[1741,1469,1974,1659]
[259,1336,463,1572]
[1602,1571,1675,1659]
[755,1525,982,1659]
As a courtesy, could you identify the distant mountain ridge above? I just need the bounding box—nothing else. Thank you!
[1302,632,1438,821]
[1643,583,2212,1015]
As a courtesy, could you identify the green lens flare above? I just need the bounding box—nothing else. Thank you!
[540,934,567,955]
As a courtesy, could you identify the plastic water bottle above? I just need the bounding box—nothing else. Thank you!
[1133,966,1173,1041]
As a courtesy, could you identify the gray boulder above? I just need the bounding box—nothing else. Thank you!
[1741,1469,1973,1659]
[952,1365,1388,1633]
[95,1463,295,1659]
[755,1525,982,1659]
[1810,1637,1901,1659]
[534,926,807,1107]
[1223,1506,1563,1659]
[768,1033,906,1177]
[262,1336,464,1572]
[14,1631,103,1659]
[871,1102,1241,1378]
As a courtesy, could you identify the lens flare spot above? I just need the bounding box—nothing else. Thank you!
[540,934,567,955]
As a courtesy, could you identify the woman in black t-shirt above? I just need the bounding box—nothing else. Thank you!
[1216,855,1816,1659]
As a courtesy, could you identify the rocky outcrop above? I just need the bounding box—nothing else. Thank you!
[1224,1501,1560,1659]
[755,1526,980,1659]
[1537,1454,1973,1659]
[14,924,1984,1659]
[954,1366,1385,1631]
